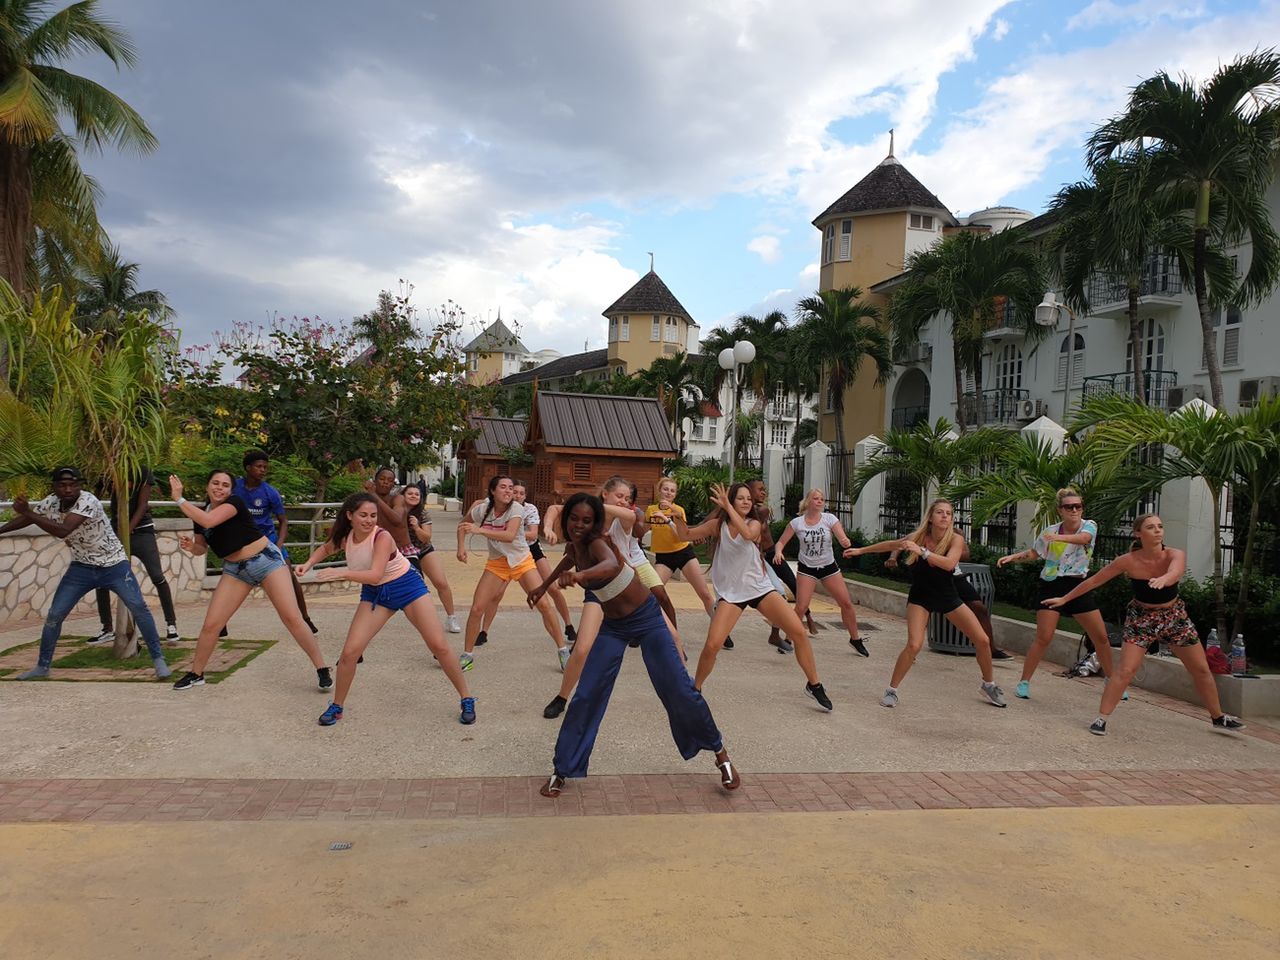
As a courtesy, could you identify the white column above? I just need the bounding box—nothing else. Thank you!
[852,435,886,534]
[764,447,785,516]
[1015,416,1067,545]
[803,440,830,502]
[1160,476,1217,580]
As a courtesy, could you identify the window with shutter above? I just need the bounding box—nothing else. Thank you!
[620,316,629,342]
[651,316,660,341]
[1057,334,1085,388]
[823,224,835,264]
[839,220,852,260]
[572,461,591,482]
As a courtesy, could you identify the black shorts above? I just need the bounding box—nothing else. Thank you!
[954,573,979,604]
[798,560,841,581]
[655,546,698,570]
[529,540,545,563]
[730,592,772,610]
[1037,576,1098,617]
[907,583,964,614]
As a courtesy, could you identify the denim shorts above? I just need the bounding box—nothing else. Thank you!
[360,567,430,612]
[221,542,286,587]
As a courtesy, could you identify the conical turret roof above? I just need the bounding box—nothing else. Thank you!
[602,270,692,319]
[812,155,952,225]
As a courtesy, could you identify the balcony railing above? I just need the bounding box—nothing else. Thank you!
[1080,369,1178,410]
[1086,255,1183,310]
[956,388,1029,427]
[891,404,930,431]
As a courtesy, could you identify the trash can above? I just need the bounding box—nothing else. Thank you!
[928,562,994,655]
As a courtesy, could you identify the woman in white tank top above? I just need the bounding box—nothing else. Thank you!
[661,482,833,711]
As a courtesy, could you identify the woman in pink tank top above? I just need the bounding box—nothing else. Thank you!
[296,493,476,727]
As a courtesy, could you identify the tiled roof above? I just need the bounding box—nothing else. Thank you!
[813,156,953,225]
[499,348,610,386]
[1011,210,1060,237]
[462,317,529,355]
[467,417,528,457]
[532,391,677,454]
[602,271,692,319]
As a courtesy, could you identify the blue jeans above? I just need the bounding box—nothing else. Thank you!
[221,542,286,587]
[40,561,163,668]
[553,595,723,779]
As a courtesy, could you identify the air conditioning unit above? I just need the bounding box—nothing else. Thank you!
[1238,375,1280,408]
[1016,398,1046,421]
[1167,383,1207,408]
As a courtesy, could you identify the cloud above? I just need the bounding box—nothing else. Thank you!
[1067,0,1206,30]
[748,235,783,263]
[991,17,1011,40]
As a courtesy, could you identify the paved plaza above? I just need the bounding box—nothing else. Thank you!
[2,509,1278,958]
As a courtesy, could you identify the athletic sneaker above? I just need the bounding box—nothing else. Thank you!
[768,634,792,654]
[16,666,50,680]
[459,697,476,725]
[557,646,571,672]
[981,681,1007,708]
[446,614,461,634]
[880,688,898,708]
[723,636,735,650]
[1015,680,1030,699]
[475,630,488,646]
[1212,714,1245,730]
[543,695,567,719]
[991,648,1013,660]
[849,637,869,658]
[318,703,343,726]
[152,657,171,680]
[459,652,474,672]
[804,682,833,711]
[565,623,577,646]
[1089,717,1107,736]
[317,667,333,691]
[165,624,180,644]
[87,630,113,647]
[172,671,204,691]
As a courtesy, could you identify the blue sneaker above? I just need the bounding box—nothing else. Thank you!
[1015,680,1030,699]
[459,697,476,725]
[318,702,343,726]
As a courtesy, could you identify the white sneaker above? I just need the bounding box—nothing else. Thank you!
[87,630,114,647]
[880,689,898,708]
[446,614,461,634]
[165,624,181,644]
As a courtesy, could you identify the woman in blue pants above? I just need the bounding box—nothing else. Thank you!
[528,492,740,798]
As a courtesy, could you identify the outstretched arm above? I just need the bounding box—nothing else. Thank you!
[831,520,856,556]
[1043,555,1133,608]
[295,539,337,576]
[846,538,907,558]
[528,552,576,608]
[169,476,237,530]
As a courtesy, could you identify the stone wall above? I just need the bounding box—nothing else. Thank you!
[0,519,207,625]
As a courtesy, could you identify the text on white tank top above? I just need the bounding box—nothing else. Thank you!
[711,520,774,602]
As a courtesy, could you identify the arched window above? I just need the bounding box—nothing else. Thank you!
[1057,333,1084,388]
[996,343,1023,391]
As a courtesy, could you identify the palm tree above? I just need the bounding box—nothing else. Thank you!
[793,286,892,455]
[849,418,1014,516]
[1087,50,1280,408]
[75,243,171,332]
[638,350,703,451]
[889,230,1046,432]
[1227,394,1280,639]
[731,310,789,458]
[778,325,820,489]
[1073,393,1271,641]
[1049,154,1231,404]
[0,0,157,295]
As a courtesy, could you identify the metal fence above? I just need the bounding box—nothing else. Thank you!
[1081,369,1178,411]
[826,450,858,530]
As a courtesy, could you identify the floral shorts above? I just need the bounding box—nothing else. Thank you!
[1122,598,1200,650]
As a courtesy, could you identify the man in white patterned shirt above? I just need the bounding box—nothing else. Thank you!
[0,467,170,680]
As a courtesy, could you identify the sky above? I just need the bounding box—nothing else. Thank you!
[76,0,1280,358]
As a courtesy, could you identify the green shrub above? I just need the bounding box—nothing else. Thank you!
[670,463,762,519]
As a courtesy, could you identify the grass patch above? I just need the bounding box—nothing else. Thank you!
[0,634,276,683]
[50,643,181,670]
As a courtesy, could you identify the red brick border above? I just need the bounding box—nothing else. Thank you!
[1,768,1277,822]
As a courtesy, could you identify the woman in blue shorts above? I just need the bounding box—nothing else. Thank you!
[297,493,475,726]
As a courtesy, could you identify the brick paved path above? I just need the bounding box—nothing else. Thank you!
[3,768,1277,823]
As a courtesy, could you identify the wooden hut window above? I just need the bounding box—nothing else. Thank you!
[572,461,591,482]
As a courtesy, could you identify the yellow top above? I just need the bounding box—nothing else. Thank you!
[645,503,689,554]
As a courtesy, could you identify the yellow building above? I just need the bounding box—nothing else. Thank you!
[463,316,531,385]
[811,145,955,448]
[602,269,698,374]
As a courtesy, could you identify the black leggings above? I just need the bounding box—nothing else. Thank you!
[96,528,177,628]
[763,549,798,595]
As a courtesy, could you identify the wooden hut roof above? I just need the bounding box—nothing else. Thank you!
[530,392,677,454]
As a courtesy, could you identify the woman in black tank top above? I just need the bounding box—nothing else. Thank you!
[847,499,1006,711]
[1042,513,1243,736]
[168,470,329,693]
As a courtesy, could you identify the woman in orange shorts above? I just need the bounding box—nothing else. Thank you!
[457,474,568,674]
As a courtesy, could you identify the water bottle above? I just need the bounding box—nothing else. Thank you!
[1229,634,1247,674]
[1206,628,1220,651]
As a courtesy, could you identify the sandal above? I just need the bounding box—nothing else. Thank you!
[540,774,566,798]
[716,758,741,791]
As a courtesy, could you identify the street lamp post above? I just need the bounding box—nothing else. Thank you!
[1036,292,1077,423]
[718,339,756,484]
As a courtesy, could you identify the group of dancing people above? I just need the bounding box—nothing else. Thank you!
[2,463,1246,798]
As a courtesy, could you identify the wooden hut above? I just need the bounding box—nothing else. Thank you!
[458,416,528,510]
[526,391,677,519]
